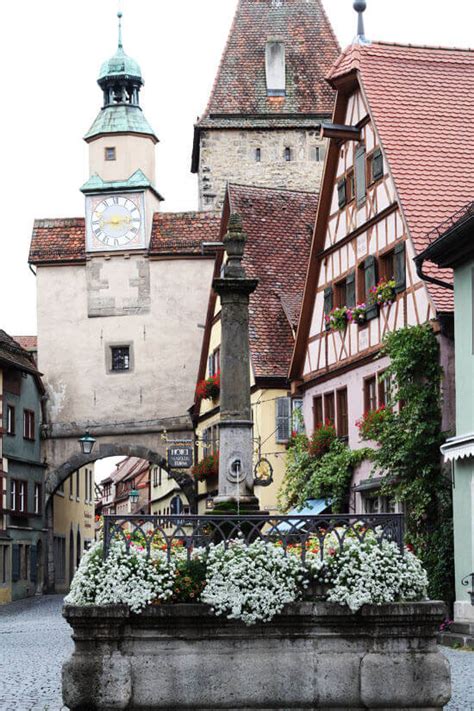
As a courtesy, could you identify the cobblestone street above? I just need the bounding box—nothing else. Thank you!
[0,595,472,710]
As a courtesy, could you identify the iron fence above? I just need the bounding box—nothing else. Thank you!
[102,513,404,564]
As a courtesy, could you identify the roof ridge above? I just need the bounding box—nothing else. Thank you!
[373,40,474,53]
[154,210,221,219]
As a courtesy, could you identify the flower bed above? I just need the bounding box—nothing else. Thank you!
[66,531,428,624]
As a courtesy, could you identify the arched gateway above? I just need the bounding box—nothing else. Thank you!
[43,429,197,592]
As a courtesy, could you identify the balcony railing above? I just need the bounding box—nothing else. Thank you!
[103,513,404,564]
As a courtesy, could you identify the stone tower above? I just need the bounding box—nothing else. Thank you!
[191,0,340,211]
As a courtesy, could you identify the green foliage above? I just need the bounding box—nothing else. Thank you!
[279,433,372,513]
[309,421,337,457]
[369,324,454,603]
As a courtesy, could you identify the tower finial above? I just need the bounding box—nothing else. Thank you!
[353,1,368,44]
[117,10,123,50]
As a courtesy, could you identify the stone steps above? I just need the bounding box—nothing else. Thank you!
[438,625,474,649]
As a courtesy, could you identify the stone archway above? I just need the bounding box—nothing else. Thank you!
[43,435,197,592]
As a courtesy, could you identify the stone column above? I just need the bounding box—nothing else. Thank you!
[212,214,259,509]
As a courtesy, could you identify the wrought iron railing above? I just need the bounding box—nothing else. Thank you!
[103,513,404,564]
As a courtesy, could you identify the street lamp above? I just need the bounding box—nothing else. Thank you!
[78,431,96,455]
[129,489,140,505]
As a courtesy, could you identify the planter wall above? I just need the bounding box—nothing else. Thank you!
[63,601,451,710]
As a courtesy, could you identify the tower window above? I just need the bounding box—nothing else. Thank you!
[284,147,292,162]
[255,148,262,162]
[111,346,130,372]
[265,41,286,96]
[105,147,116,162]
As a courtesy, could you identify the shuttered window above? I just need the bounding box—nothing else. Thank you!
[364,256,378,320]
[346,271,356,308]
[337,388,349,438]
[355,145,367,206]
[337,179,347,209]
[276,397,291,443]
[394,242,406,293]
[372,148,384,181]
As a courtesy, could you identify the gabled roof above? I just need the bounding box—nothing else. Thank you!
[30,212,221,264]
[330,41,474,310]
[0,330,43,386]
[200,0,339,121]
[195,183,318,403]
[192,0,339,171]
[291,40,474,379]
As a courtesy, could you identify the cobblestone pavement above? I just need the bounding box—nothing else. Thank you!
[0,594,71,711]
[0,594,473,710]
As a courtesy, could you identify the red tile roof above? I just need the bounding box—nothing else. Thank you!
[30,219,86,264]
[150,212,221,256]
[30,212,221,264]
[329,41,474,311]
[200,0,339,123]
[229,184,318,378]
[12,336,37,351]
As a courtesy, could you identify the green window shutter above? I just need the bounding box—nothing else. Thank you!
[372,148,384,181]
[355,146,367,206]
[337,179,347,209]
[276,397,291,443]
[12,545,20,582]
[323,286,333,331]
[30,545,38,583]
[394,242,406,293]
[346,271,356,307]
[364,256,378,320]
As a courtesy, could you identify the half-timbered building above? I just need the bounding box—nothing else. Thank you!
[289,41,474,513]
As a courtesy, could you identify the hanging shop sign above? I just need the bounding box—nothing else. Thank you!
[168,445,194,469]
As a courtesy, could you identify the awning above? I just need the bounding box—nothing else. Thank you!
[441,434,474,462]
[277,499,331,532]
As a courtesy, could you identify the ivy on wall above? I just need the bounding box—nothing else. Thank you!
[279,423,372,513]
[362,324,454,603]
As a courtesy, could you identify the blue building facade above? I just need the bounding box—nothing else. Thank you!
[0,331,45,603]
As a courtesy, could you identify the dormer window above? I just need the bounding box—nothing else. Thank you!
[265,41,286,97]
[105,147,116,161]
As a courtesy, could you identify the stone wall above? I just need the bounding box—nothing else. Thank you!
[198,129,326,211]
[63,601,451,710]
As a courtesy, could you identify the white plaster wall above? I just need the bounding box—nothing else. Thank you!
[36,257,214,427]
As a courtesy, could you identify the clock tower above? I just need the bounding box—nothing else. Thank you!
[82,12,163,252]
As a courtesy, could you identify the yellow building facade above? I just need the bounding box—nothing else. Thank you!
[149,463,191,519]
[53,464,95,593]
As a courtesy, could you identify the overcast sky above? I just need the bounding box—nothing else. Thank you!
[1,0,474,336]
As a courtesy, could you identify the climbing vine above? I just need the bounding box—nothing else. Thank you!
[279,424,372,513]
[362,324,454,603]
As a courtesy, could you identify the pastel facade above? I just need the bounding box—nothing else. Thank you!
[53,464,95,593]
[0,332,46,603]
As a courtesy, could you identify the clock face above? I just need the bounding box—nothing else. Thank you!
[85,193,146,251]
[91,196,142,248]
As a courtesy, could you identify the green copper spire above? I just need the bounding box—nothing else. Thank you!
[85,8,157,143]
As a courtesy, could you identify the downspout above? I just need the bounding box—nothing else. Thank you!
[415,258,454,291]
